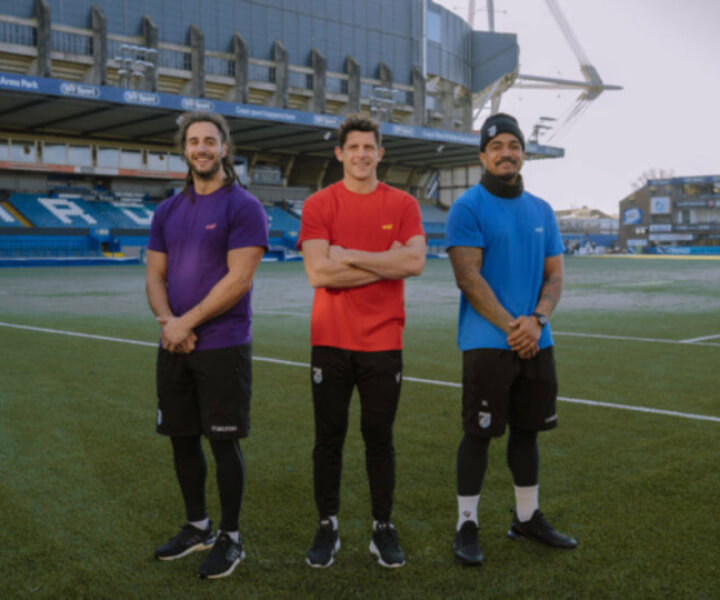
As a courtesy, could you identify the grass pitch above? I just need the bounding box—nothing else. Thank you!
[1,257,719,599]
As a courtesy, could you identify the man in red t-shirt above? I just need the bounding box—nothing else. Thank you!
[298,114,426,569]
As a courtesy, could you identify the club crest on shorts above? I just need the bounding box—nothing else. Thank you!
[157,409,162,426]
[478,411,491,429]
[396,371,402,384]
[312,367,323,384]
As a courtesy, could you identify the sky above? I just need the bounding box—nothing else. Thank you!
[434,0,720,216]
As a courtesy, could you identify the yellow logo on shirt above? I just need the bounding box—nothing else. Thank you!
[381,224,393,230]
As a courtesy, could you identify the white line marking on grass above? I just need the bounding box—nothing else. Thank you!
[680,333,720,343]
[2,321,719,424]
[554,331,720,348]
[610,280,673,288]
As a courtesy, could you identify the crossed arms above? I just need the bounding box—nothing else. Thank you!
[301,235,427,289]
[448,246,563,359]
[145,246,265,353]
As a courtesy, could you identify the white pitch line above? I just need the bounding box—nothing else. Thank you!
[2,321,719,425]
[680,333,720,343]
[553,331,720,348]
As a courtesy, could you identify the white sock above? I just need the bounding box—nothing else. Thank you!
[514,485,539,522]
[457,494,480,530]
[189,518,209,530]
[223,530,240,543]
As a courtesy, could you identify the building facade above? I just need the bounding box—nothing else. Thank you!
[618,175,720,254]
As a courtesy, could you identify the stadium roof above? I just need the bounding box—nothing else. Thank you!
[0,73,563,169]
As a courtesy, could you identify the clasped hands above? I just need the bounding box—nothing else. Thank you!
[157,315,197,354]
[507,315,541,360]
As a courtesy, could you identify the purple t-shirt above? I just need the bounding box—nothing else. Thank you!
[148,183,269,351]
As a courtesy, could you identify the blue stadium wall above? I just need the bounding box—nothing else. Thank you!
[4,0,474,87]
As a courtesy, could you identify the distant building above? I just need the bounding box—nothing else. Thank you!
[618,175,720,254]
[555,206,618,254]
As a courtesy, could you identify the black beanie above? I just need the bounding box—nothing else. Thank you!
[479,113,525,152]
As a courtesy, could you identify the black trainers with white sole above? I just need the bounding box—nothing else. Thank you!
[369,521,405,568]
[306,519,340,568]
[154,522,216,561]
[507,510,578,549]
[198,532,246,579]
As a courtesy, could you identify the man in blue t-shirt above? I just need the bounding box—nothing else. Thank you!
[445,113,577,566]
[146,112,268,579]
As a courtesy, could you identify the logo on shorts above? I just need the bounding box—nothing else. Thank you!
[478,411,492,429]
[157,409,162,425]
[396,371,402,384]
[211,425,238,432]
[545,414,558,423]
[313,367,323,384]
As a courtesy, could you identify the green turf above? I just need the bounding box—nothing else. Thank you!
[1,257,719,598]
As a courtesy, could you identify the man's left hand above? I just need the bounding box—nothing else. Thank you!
[507,315,541,358]
[158,315,194,352]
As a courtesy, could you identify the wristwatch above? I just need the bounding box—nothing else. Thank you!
[532,312,549,327]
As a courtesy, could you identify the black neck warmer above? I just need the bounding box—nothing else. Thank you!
[481,170,524,199]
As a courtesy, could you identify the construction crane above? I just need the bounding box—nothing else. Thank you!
[471,0,621,139]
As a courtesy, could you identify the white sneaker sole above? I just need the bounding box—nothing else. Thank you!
[306,538,340,568]
[369,540,406,568]
[156,539,216,561]
[202,550,246,579]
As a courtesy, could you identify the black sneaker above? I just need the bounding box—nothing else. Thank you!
[198,532,246,579]
[306,519,340,568]
[453,520,484,565]
[507,510,578,549]
[154,522,216,560]
[369,521,406,568]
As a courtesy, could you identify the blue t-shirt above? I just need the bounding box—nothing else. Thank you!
[445,183,563,351]
[148,183,269,350]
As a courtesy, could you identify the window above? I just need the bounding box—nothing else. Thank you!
[168,154,186,172]
[147,151,169,170]
[0,138,9,160]
[427,9,442,43]
[11,140,36,162]
[44,143,67,164]
[120,149,143,169]
[97,147,120,167]
[68,145,92,166]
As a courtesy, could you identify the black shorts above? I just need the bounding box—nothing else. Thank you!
[156,343,252,440]
[462,346,558,438]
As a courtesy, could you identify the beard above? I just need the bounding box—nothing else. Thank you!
[189,156,223,181]
[492,159,520,181]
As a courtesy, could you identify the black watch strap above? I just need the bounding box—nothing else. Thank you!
[532,312,549,326]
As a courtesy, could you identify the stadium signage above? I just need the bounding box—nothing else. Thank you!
[648,233,694,242]
[648,224,672,232]
[60,82,101,98]
[0,75,39,90]
[622,208,642,225]
[313,115,341,128]
[123,90,160,105]
[181,98,215,111]
[675,197,718,208]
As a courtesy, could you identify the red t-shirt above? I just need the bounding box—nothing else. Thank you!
[298,181,425,351]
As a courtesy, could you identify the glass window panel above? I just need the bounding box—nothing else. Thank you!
[97,147,120,167]
[68,145,92,166]
[11,140,37,162]
[168,154,186,172]
[120,149,143,169]
[147,152,168,170]
[44,143,67,164]
[0,139,9,160]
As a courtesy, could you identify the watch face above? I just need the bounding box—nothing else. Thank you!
[534,313,548,326]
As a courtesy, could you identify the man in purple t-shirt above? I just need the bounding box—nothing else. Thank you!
[146,111,268,579]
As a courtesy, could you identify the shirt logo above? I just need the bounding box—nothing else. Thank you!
[534,226,544,233]
[382,224,393,230]
[205,223,217,230]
